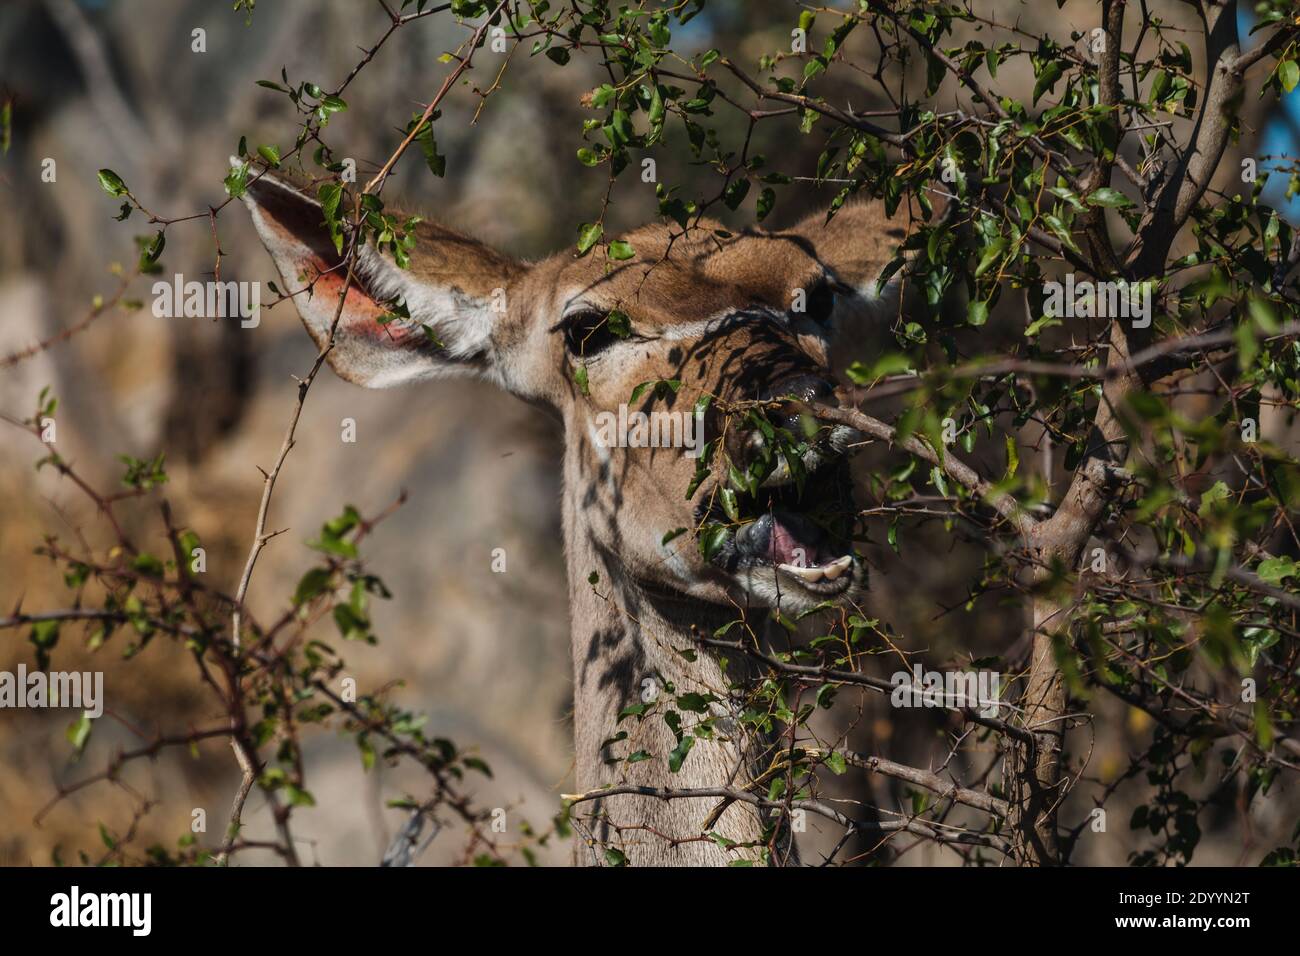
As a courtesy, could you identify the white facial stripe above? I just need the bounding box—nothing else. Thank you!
[657,304,793,341]
[658,316,731,341]
[584,418,618,500]
[849,265,905,319]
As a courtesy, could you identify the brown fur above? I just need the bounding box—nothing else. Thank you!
[243,176,915,864]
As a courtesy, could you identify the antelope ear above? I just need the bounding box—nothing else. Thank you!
[241,169,520,388]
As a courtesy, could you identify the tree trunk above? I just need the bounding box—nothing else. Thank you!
[1006,597,1068,864]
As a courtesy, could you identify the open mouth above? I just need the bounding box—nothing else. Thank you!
[735,509,857,596]
[698,435,862,600]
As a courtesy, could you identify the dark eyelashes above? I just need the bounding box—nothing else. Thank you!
[563,310,621,357]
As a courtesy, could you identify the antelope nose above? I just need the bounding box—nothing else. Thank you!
[760,373,836,404]
[759,374,838,432]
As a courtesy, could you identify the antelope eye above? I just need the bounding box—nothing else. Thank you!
[563,310,623,357]
[803,279,837,326]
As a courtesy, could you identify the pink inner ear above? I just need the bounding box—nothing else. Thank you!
[311,265,424,349]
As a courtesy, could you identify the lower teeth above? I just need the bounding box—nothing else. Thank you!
[777,554,852,583]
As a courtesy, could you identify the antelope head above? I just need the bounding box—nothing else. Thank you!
[243,173,913,615]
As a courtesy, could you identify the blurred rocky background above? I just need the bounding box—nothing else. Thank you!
[0,0,1293,866]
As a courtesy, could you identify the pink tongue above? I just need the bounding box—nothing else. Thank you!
[769,518,820,566]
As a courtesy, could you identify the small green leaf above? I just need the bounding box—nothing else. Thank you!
[697,524,731,562]
[97,169,128,197]
[1032,60,1064,104]
[293,567,333,607]
[606,309,631,337]
[66,712,93,753]
[576,222,603,256]
[412,117,446,178]
[668,734,695,772]
[257,144,282,167]
[1086,187,1134,208]
[319,94,348,114]
[1280,59,1300,94]
[1257,557,1297,585]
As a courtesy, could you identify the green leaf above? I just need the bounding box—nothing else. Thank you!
[697,524,731,562]
[1086,187,1134,208]
[284,784,316,807]
[606,309,631,338]
[293,567,333,607]
[131,553,165,578]
[607,240,635,261]
[257,144,282,167]
[675,692,712,712]
[1032,61,1064,104]
[1042,214,1081,254]
[413,117,446,178]
[846,353,913,385]
[974,238,1008,278]
[1280,59,1299,94]
[66,712,93,753]
[97,169,128,197]
[719,486,740,522]
[1004,434,1019,479]
[224,162,250,199]
[319,94,348,115]
[318,182,345,254]
[723,177,751,211]
[1197,480,1231,518]
[576,222,603,256]
[139,231,166,269]
[1257,557,1297,585]
[668,734,695,772]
